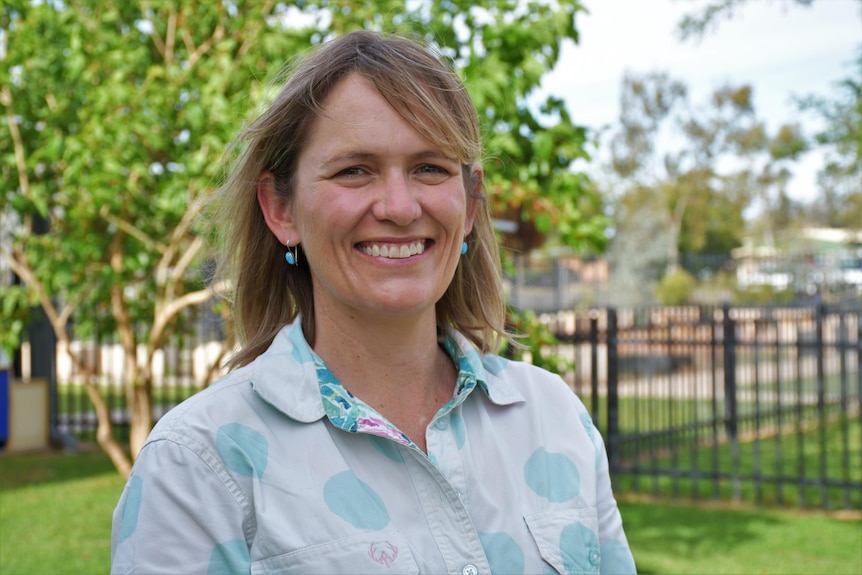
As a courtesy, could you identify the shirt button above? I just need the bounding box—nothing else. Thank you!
[462,565,478,575]
[589,548,601,565]
[434,418,449,430]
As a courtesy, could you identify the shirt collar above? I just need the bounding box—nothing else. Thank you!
[250,319,524,427]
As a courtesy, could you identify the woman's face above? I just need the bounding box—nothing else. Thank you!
[280,73,477,324]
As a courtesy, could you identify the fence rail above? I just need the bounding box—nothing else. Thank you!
[542,302,861,510]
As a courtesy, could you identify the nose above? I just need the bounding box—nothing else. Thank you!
[371,171,422,226]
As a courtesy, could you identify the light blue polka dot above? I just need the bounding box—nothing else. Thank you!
[524,447,580,502]
[208,539,250,575]
[119,475,143,542]
[482,354,509,375]
[323,471,390,530]
[369,435,404,462]
[451,411,466,450]
[560,522,600,575]
[216,423,269,479]
[479,532,524,575]
[579,412,594,439]
[542,564,557,575]
[601,539,637,574]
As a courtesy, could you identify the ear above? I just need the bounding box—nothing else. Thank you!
[257,172,299,245]
[464,165,483,236]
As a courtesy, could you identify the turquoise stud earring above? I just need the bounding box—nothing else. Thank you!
[285,241,298,265]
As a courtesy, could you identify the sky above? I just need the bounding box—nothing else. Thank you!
[539,0,862,202]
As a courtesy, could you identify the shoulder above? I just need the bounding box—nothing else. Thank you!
[480,353,596,437]
[484,354,580,402]
[146,364,257,444]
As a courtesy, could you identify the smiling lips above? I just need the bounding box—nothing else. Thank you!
[358,240,427,259]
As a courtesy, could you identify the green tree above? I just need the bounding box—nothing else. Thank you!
[797,50,862,229]
[1,0,599,476]
[604,72,803,302]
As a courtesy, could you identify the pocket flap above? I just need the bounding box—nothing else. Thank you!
[524,507,601,575]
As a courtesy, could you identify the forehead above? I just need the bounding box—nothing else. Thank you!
[302,74,455,161]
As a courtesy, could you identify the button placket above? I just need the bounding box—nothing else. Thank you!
[462,564,479,575]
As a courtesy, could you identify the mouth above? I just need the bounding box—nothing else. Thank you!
[357,240,428,259]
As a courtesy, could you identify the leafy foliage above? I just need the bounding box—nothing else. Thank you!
[0,0,599,472]
[654,268,697,306]
[797,49,862,229]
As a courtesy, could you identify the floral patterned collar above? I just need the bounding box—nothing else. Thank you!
[312,329,485,450]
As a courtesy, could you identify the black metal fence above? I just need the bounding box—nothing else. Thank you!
[542,302,861,510]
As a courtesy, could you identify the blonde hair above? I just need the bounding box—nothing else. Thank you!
[210,30,509,368]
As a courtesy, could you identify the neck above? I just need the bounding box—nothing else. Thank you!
[313,305,442,388]
[311,305,455,450]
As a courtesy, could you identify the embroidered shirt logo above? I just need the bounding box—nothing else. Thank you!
[369,541,398,567]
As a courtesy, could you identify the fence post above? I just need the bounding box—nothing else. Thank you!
[857,310,862,407]
[589,314,599,421]
[723,302,737,440]
[722,302,740,501]
[816,301,827,508]
[606,307,619,471]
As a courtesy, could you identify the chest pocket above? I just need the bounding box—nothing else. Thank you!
[524,507,602,575]
[251,531,419,575]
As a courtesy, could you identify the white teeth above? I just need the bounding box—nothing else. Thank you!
[361,241,425,259]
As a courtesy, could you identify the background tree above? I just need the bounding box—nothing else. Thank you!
[603,72,804,304]
[797,50,862,229]
[678,0,861,232]
[0,0,601,476]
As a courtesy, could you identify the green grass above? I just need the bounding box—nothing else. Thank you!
[1,449,860,574]
[0,449,124,575]
[619,497,862,575]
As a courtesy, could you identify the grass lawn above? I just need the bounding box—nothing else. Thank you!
[0,449,123,575]
[618,496,862,575]
[1,448,860,574]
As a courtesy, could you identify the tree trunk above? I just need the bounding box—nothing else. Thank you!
[128,384,152,461]
[81,375,132,478]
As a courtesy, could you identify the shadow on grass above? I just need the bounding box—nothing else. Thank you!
[0,447,118,491]
[619,499,785,574]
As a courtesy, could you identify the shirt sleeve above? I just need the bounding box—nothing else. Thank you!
[591,426,638,574]
[111,438,253,575]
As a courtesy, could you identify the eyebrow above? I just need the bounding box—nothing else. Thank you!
[318,149,459,171]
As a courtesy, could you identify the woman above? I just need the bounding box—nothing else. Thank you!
[112,30,636,574]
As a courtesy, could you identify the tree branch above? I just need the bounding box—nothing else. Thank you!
[148,286,215,363]
[140,1,167,59]
[228,0,276,79]
[183,23,225,69]
[1,85,33,239]
[99,205,166,252]
[5,246,65,342]
[165,9,177,64]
